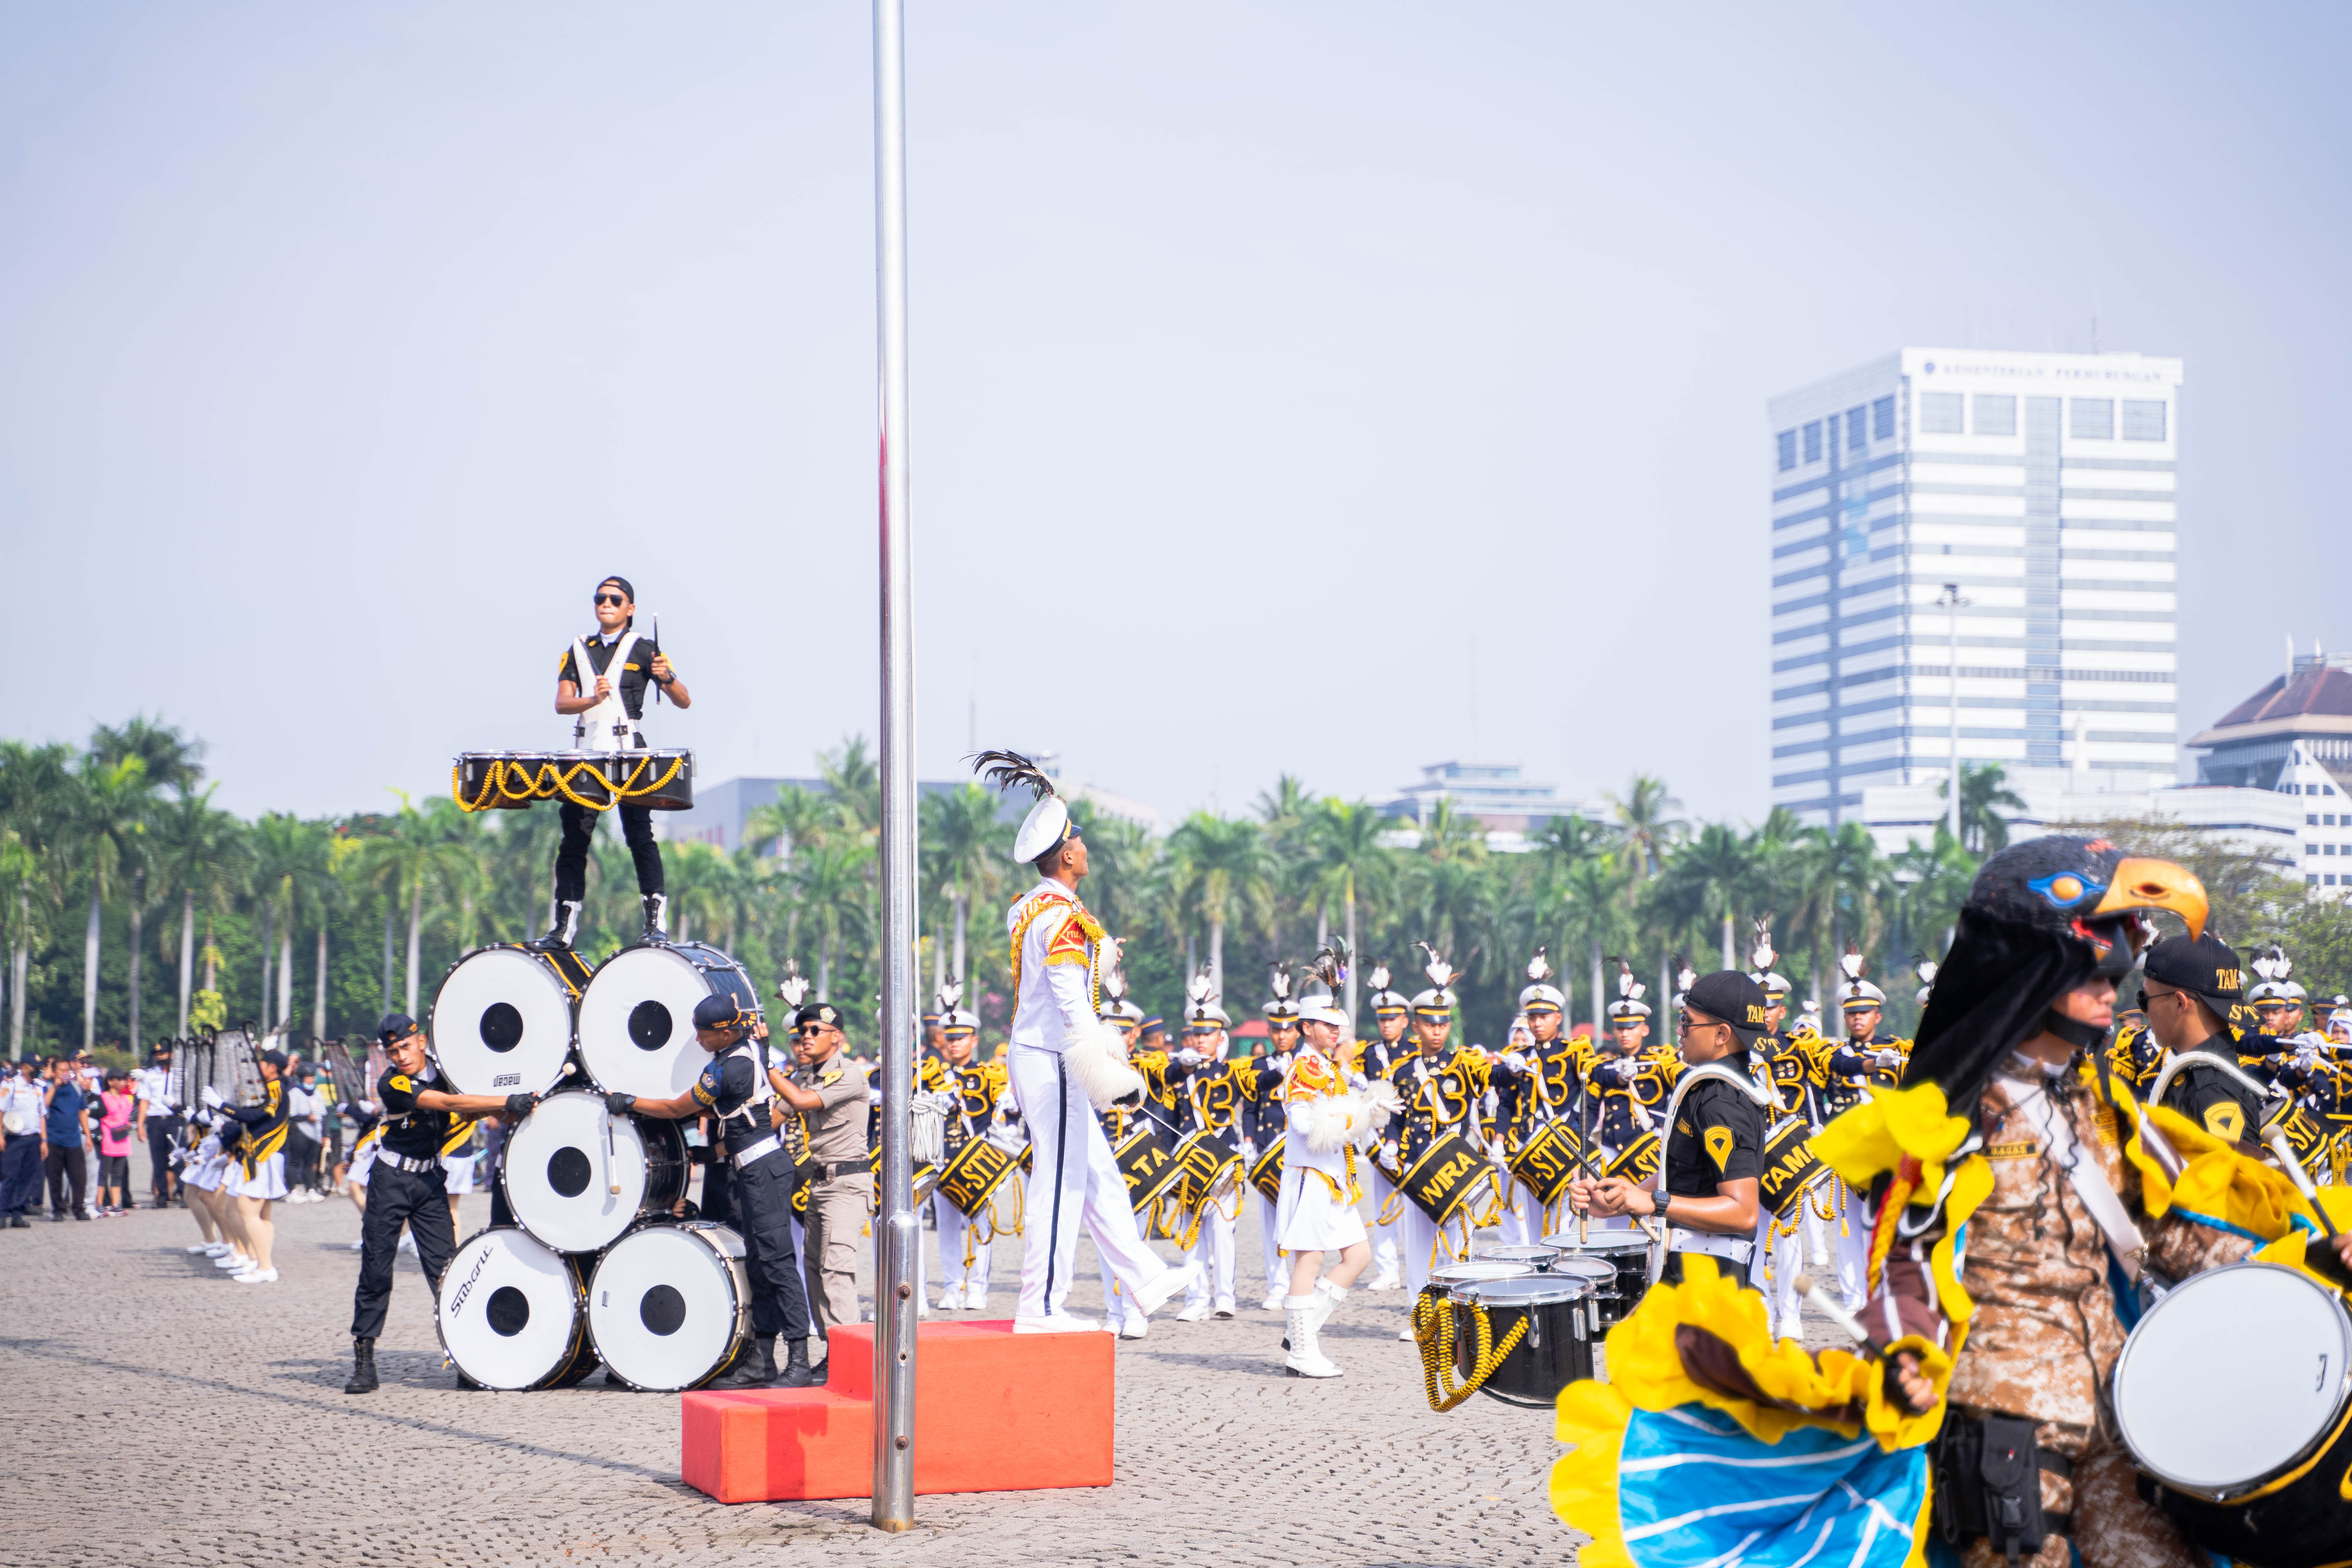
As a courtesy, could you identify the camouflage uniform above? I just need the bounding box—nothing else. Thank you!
[1877,1069,2252,1568]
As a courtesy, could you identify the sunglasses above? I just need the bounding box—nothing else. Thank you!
[595,592,628,607]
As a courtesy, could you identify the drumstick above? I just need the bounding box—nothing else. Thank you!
[649,612,661,704]
[1793,1271,1883,1361]
[606,1105,622,1196]
[2262,1124,2340,1240]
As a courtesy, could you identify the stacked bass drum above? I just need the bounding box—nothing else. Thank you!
[425,935,761,1393]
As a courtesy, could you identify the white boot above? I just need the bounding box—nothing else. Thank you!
[1283,1296,1341,1378]
[1309,1277,1347,1332]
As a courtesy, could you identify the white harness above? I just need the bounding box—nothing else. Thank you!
[570,630,644,751]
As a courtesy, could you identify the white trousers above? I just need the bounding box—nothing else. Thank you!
[1366,1163,1401,1281]
[1832,1180,1871,1308]
[1183,1199,1237,1308]
[1251,1188,1283,1295]
[1399,1201,1440,1293]
[1494,1171,1536,1247]
[1008,1045,1171,1320]
[933,1192,991,1305]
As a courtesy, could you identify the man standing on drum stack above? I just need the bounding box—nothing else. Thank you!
[345,1015,536,1395]
[972,751,1198,1334]
[533,576,691,951]
[606,995,817,1389]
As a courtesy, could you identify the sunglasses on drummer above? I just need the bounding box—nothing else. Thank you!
[595,593,629,607]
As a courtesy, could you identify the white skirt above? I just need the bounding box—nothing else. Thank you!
[348,1140,379,1188]
[225,1153,288,1201]
[442,1152,477,1194]
[1274,1163,1367,1254]
[185,1154,230,1192]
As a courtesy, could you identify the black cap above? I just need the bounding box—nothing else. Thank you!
[1684,971,1772,1044]
[376,1012,419,1045]
[692,993,749,1031]
[2143,933,2243,1016]
[795,1001,846,1031]
[260,1049,290,1070]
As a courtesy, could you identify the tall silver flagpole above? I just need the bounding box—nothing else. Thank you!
[871,0,919,1532]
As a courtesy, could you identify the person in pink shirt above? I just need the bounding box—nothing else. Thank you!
[96,1072,138,1216]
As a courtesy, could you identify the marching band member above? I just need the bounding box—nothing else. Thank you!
[214,1049,292,1284]
[1378,946,1493,1333]
[345,1014,536,1394]
[532,575,691,950]
[1272,951,1399,1379]
[1819,957,1907,1308]
[610,994,817,1388]
[929,985,1008,1312]
[2142,931,2265,1142]
[1826,838,2303,1568]
[1352,966,1413,1289]
[175,1111,235,1262]
[974,752,1198,1333]
[1170,1017,1250,1323]
[1244,973,1300,1308]
[1581,965,1675,1206]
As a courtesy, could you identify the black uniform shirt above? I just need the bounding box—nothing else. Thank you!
[690,1044,769,1152]
[2163,1045,2265,1144]
[1662,1076,1765,1201]
[377,1067,457,1160]
[557,631,667,722]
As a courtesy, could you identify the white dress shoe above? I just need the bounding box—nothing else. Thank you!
[1117,1317,1149,1340]
[1134,1259,1202,1318]
[1173,1302,1212,1323]
[1259,1292,1287,1312]
[1012,1314,1103,1334]
[1213,1298,1236,1319]
[232,1267,279,1284]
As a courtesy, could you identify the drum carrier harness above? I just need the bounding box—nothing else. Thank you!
[713,1033,797,1171]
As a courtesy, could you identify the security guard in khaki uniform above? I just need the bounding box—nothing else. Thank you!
[777,999,871,1377]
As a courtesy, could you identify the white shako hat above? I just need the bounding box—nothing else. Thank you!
[972,749,1079,865]
[1365,962,1410,1014]
[1183,968,1231,1030]
[1410,942,1458,1015]
[1097,935,1139,1024]
[1518,946,1567,1012]
[935,978,979,1033]
[1297,943,1350,1029]
[1605,960,1651,1024]
[1748,920,1792,1001]
[1838,947,1885,1010]
[1915,956,1938,1008]
[1671,958,1698,1012]
[1263,963,1300,1024]
[2251,943,2307,1007]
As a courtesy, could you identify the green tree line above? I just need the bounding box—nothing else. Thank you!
[6,719,2349,1059]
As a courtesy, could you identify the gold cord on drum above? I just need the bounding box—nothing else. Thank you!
[452,753,686,814]
[1410,1289,1528,1413]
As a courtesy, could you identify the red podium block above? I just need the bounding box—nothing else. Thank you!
[680,1320,1114,1503]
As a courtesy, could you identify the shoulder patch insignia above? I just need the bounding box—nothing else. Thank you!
[389,1075,412,1093]
[2202,1102,2247,1142]
[1703,1125,1734,1172]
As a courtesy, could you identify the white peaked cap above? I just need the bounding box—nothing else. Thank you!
[1297,989,1348,1029]
[1013,794,1073,864]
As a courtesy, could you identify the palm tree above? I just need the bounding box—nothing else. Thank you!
[0,741,76,1058]
[91,720,200,1047]
[1788,822,1889,1006]
[151,785,247,1037]
[1607,775,1688,879]
[748,784,848,979]
[795,838,876,1000]
[1939,763,2025,855]
[819,736,882,840]
[919,783,1007,991]
[73,754,154,1051]
[1301,799,1396,1025]
[353,791,477,1018]
[1166,811,1276,1000]
[1646,822,1754,970]
[1558,852,1636,1040]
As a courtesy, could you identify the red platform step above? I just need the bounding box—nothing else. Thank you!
[680,1319,1114,1503]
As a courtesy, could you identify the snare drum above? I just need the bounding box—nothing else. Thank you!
[436,1227,598,1391]
[1428,1259,1535,1296]
[454,749,695,813]
[1170,1129,1243,1208]
[1249,1135,1285,1204]
[1475,1243,1563,1271]
[2113,1261,2352,1568]
[577,941,757,1100]
[1395,1130,1498,1225]
[1112,1124,1187,1213]
[1508,1118,1586,1208]
[501,1091,687,1254]
[1452,1272,1600,1407]
[429,944,592,1098]
[936,1134,1023,1218]
[1543,1230,1655,1326]
[587,1220,752,1392]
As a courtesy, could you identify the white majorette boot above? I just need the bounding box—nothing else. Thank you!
[1283,1296,1341,1378]
[1309,1277,1347,1332]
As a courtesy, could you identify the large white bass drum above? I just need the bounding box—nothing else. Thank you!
[436,1227,599,1391]
[2113,1260,2352,1500]
[500,1090,688,1254]
[577,941,757,1100]
[429,944,593,1097]
[587,1220,753,1392]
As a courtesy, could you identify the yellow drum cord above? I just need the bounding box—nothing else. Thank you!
[452,753,686,814]
[1410,1290,1528,1413]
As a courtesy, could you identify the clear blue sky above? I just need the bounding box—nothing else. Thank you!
[6,2,2347,826]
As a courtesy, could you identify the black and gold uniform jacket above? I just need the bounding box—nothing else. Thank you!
[938,1058,1008,1149]
[1171,1056,1250,1141]
[1382,1048,1494,1165]
[227,1077,290,1173]
[1662,1075,1766,1203]
[1490,1035,1587,1151]
[376,1067,465,1162]
[2160,1029,2269,1144]
[2103,1011,2160,1094]
[556,632,668,722]
[1231,1053,1289,1151]
[1098,1050,1184,1147]
[1581,1044,1679,1153]
[1753,1032,1815,1122]
[1826,1032,1912,1096]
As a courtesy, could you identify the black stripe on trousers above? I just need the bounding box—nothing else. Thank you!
[1044,1056,1067,1302]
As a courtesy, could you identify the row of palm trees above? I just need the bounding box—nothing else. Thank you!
[4,720,2040,1056]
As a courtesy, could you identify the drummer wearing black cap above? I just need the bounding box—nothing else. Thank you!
[345,1014,538,1395]
[532,575,691,951]
[1569,971,1767,1286]
[606,993,817,1388]
[2141,933,2263,1143]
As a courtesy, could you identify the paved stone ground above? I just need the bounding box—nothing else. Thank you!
[0,1190,1835,1567]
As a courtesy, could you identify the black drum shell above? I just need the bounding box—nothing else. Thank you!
[1541,1232,1653,1327]
[1451,1283,1597,1406]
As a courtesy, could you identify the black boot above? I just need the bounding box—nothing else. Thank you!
[707,1333,778,1388]
[526,897,582,953]
[641,893,669,943]
[344,1337,379,1394]
[778,1337,815,1388]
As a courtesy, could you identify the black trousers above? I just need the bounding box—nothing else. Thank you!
[734,1152,812,1340]
[554,801,662,903]
[45,1145,87,1216]
[350,1162,458,1341]
[700,1156,734,1227]
[146,1116,180,1197]
[285,1128,320,1191]
[0,1136,43,1216]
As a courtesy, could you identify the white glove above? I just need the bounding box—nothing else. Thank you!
[201,1085,225,1110]
[1503,1051,1528,1072]
[1173,1049,1203,1067]
[1874,1049,1902,1069]
[1379,1139,1400,1166]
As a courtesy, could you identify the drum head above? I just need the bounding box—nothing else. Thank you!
[577,945,744,1099]
[1475,1245,1562,1268]
[1547,1257,1620,1293]
[437,1228,586,1391]
[589,1222,749,1392]
[1459,1273,1590,1307]
[2115,1262,2352,1495]
[430,947,576,1097]
[1544,1231,1652,1258]
[504,1093,661,1253]
[1431,1260,1535,1289]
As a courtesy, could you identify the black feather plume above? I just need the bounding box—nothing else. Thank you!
[967,749,1056,801]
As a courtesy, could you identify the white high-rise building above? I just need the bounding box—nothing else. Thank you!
[1767,348,2183,830]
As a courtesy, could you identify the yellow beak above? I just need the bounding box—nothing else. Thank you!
[2094,857,2207,940]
